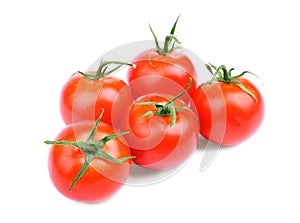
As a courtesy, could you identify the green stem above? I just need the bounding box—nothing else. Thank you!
[221,65,231,81]
[149,15,181,55]
[162,35,172,54]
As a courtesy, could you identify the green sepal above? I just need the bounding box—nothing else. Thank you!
[44,109,134,191]
[136,77,192,127]
[68,154,93,191]
[78,60,134,80]
[205,63,259,101]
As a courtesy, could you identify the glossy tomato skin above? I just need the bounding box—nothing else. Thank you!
[123,94,199,170]
[127,49,198,99]
[48,121,132,202]
[192,78,264,145]
[60,73,132,129]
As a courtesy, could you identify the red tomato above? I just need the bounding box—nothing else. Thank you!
[127,49,198,98]
[127,16,198,99]
[60,74,131,128]
[192,65,264,145]
[46,119,132,202]
[123,93,199,170]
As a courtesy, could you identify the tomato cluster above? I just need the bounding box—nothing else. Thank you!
[45,16,264,203]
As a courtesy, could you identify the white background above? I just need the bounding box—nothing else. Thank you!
[1,0,299,222]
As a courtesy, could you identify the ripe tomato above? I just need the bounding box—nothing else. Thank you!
[60,61,133,129]
[45,112,133,202]
[192,64,265,145]
[122,79,199,170]
[127,16,198,99]
[127,49,198,98]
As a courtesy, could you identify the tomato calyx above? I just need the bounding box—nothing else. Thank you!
[78,60,135,80]
[136,77,192,127]
[205,63,259,101]
[44,109,134,191]
[149,15,181,56]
